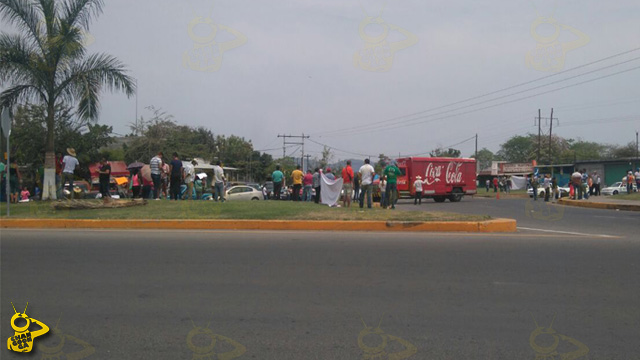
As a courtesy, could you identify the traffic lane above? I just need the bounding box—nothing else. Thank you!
[2,229,639,359]
[397,197,639,237]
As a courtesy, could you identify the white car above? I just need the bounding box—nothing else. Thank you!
[225,185,262,201]
[527,186,545,198]
[528,185,571,198]
[602,182,638,196]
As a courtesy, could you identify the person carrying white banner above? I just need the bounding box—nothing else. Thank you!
[320,169,343,207]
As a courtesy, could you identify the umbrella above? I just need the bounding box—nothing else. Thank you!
[127,161,145,170]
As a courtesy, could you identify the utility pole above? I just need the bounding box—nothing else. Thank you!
[475,133,478,174]
[277,134,310,171]
[536,109,542,164]
[636,130,639,171]
[304,154,312,172]
[547,108,558,166]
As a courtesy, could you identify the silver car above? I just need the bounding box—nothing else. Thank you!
[225,185,262,201]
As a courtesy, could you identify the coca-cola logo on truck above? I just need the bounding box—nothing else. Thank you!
[424,162,463,185]
[445,162,463,184]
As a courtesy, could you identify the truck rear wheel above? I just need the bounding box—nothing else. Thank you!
[433,196,446,203]
[449,188,463,202]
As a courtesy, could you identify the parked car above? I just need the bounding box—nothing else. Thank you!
[602,182,638,196]
[527,185,572,198]
[225,185,262,201]
[527,186,545,198]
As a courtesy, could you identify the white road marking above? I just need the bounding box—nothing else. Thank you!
[517,227,618,238]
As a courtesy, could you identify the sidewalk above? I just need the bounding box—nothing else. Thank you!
[557,196,640,211]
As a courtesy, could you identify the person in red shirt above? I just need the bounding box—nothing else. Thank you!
[342,160,354,207]
[492,177,498,192]
[302,170,313,201]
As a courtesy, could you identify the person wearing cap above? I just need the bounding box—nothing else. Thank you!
[626,171,635,194]
[62,148,79,199]
[413,175,424,205]
[325,168,335,180]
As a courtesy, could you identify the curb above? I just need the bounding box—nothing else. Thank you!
[557,198,640,212]
[0,218,517,233]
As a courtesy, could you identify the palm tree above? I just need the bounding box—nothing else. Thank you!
[0,0,135,199]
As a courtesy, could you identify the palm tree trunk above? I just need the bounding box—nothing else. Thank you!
[41,103,57,200]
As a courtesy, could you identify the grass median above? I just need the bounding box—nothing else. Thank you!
[0,200,490,222]
[609,192,640,201]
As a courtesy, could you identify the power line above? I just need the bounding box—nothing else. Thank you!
[313,47,640,137]
[320,65,640,138]
[401,135,477,157]
[307,138,373,158]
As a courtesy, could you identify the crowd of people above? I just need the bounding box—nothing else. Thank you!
[268,159,405,209]
[141,151,227,201]
[485,177,513,193]
[4,147,639,206]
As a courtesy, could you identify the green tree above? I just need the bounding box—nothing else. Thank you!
[10,103,113,180]
[497,135,534,163]
[375,153,389,174]
[429,147,461,158]
[319,146,333,169]
[471,148,495,170]
[0,0,135,199]
[608,142,637,159]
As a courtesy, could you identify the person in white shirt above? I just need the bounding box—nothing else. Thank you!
[542,174,551,202]
[212,160,226,202]
[379,178,387,207]
[182,159,197,200]
[62,148,79,199]
[357,158,376,209]
[413,175,424,205]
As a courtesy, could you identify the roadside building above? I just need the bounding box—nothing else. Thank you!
[574,158,639,186]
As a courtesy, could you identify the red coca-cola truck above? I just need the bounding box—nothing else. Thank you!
[395,157,477,202]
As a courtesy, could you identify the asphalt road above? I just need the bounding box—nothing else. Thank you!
[2,225,639,359]
[397,195,640,237]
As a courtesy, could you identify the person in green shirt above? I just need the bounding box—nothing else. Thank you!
[383,162,402,209]
[271,165,284,200]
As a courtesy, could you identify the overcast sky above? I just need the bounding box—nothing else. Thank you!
[2,0,640,160]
